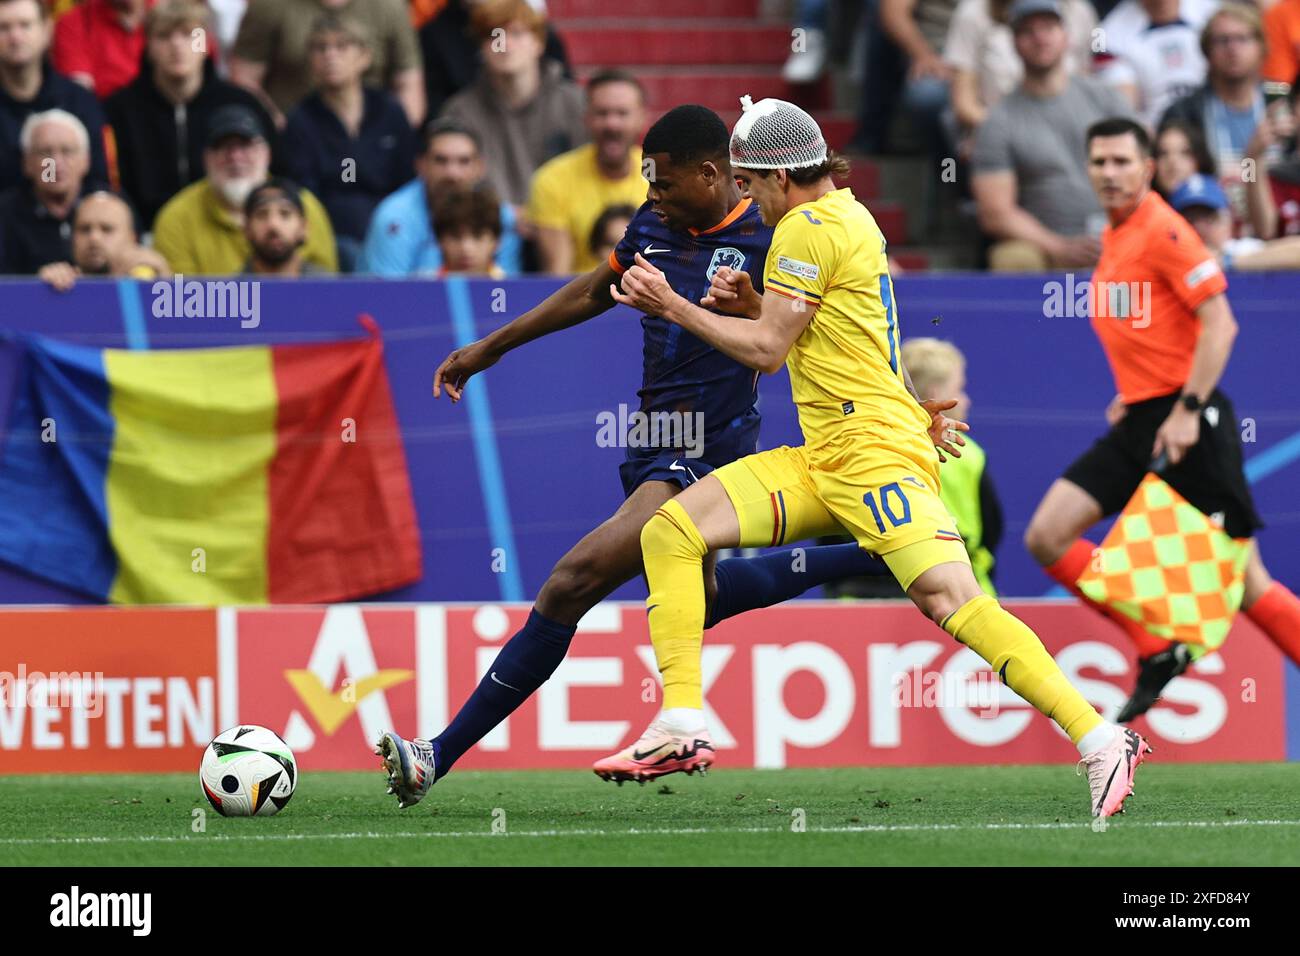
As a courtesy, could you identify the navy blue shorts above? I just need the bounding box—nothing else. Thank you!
[619,454,718,498]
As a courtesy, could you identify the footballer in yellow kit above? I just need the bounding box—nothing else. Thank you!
[601,97,1152,818]
[722,184,966,591]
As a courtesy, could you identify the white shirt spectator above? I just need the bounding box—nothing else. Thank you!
[944,0,1097,111]
[1094,0,1220,128]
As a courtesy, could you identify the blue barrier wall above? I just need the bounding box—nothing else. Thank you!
[0,273,1296,604]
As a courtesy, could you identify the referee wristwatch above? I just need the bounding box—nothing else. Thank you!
[1179,392,1204,413]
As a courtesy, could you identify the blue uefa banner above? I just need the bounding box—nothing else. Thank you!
[0,273,1295,606]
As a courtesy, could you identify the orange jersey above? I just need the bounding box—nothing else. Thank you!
[1263,0,1300,84]
[1090,191,1227,404]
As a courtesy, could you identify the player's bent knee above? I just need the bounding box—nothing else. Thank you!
[538,553,616,619]
[922,592,968,628]
[908,568,984,627]
[640,500,706,560]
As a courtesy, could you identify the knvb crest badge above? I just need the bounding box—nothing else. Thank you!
[706,247,746,281]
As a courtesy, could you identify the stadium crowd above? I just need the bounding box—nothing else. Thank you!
[2,0,1300,280]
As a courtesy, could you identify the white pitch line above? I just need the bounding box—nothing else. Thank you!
[3,819,1300,846]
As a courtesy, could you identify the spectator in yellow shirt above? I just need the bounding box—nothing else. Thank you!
[152,104,338,275]
[527,69,648,274]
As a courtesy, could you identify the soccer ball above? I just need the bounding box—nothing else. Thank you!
[199,725,297,817]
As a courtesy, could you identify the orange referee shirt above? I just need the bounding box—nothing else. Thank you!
[1090,190,1227,405]
[1263,0,1300,84]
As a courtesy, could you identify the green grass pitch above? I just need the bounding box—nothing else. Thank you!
[3,763,1298,866]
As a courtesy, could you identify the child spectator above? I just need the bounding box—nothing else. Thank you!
[587,203,637,270]
[432,187,504,277]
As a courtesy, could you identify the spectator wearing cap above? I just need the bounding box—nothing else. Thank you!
[229,0,424,128]
[432,187,505,278]
[944,0,1097,143]
[972,0,1135,271]
[0,0,109,188]
[242,178,327,276]
[1173,171,1300,269]
[439,0,586,209]
[51,0,151,99]
[360,119,521,276]
[527,70,647,275]
[0,109,94,274]
[283,11,415,271]
[1159,4,1272,231]
[105,0,276,229]
[152,103,337,274]
[38,191,170,290]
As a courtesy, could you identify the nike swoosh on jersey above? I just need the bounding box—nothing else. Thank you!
[643,245,671,255]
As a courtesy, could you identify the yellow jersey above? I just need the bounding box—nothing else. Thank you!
[763,188,935,475]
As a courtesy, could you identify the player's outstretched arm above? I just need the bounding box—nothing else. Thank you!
[433,262,620,402]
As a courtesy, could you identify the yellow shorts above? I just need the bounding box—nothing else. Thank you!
[712,443,971,590]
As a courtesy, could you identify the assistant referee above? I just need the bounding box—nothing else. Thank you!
[1024,117,1300,721]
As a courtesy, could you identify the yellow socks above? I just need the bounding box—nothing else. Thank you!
[943,594,1104,745]
[641,499,708,710]
[641,504,1107,747]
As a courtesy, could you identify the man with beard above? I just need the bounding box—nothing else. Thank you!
[241,178,327,276]
[527,70,649,275]
[37,191,170,290]
[152,104,338,275]
[972,0,1134,271]
[105,0,277,229]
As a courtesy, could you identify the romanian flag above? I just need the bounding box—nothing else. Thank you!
[1076,474,1251,656]
[0,321,421,604]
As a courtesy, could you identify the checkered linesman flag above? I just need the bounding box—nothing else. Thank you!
[1076,474,1252,656]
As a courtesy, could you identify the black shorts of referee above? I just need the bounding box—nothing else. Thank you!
[1062,388,1263,539]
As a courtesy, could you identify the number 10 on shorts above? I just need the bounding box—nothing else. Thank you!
[863,482,912,533]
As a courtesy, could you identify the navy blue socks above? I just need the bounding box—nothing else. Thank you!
[432,544,886,777]
[431,608,575,778]
[706,542,887,628]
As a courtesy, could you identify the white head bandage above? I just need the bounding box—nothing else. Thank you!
[729,95,828,170]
